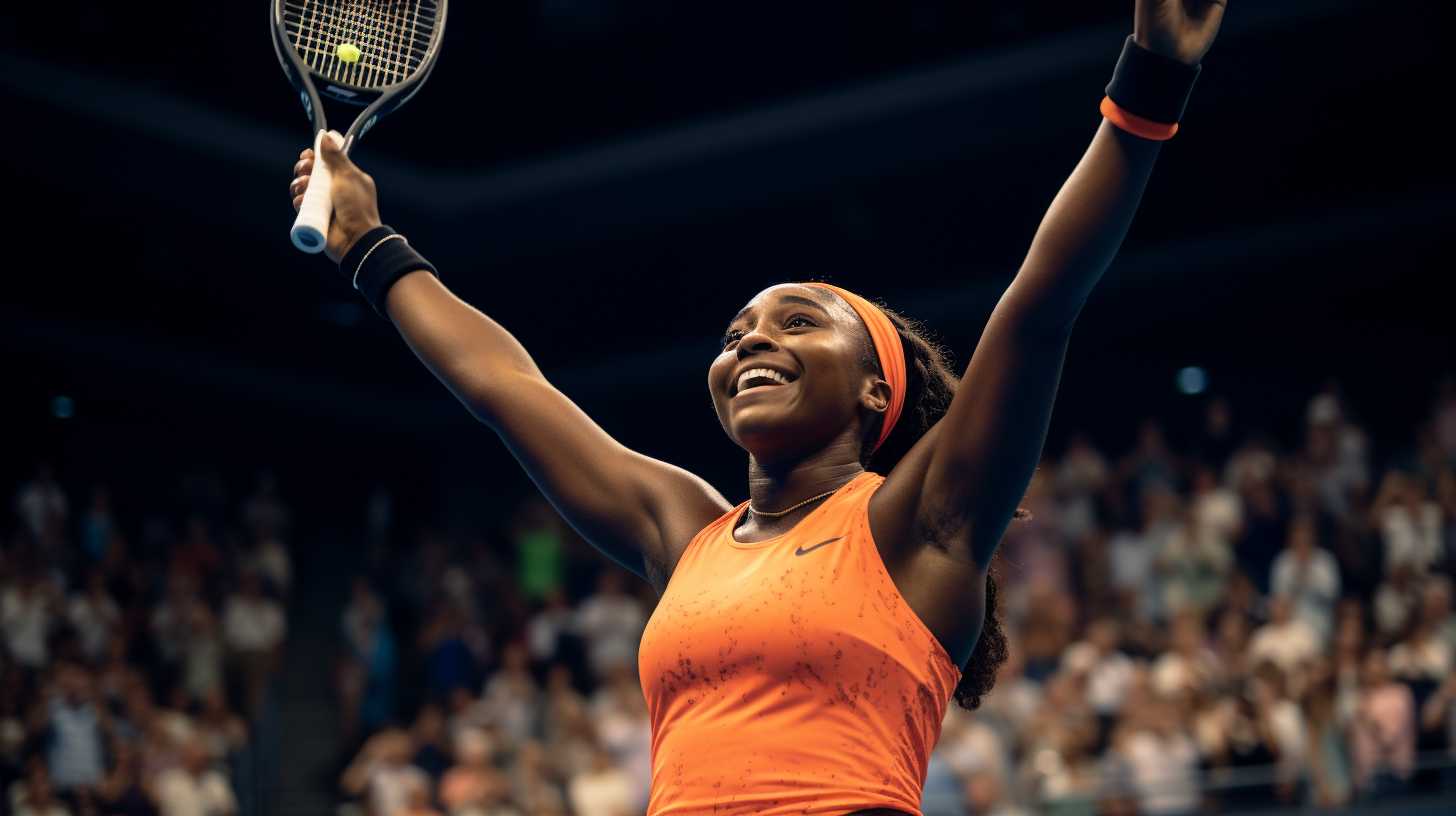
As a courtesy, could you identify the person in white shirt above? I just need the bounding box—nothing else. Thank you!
[341,729,429,816]
[1,576,58,669]
[67,570,121,662]
[1373,470,1443,576]
[1061,618,1135,717]
[1269,515,1341,642]
[14,464,68,544]
[154,737,237,816]
[1247,596,1320,682]
[567,747,635,816]
[573,571,646,682]
[222,573,286,715]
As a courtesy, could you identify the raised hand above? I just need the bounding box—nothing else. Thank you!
[1135,0,1228,66]
[288,132,383,263]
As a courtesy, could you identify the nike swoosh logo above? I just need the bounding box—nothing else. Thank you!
[794,536,843,556]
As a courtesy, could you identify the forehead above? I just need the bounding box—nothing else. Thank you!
[730,283,845,323]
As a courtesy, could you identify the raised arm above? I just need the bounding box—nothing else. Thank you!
[887,1,1227,567]
[289,140,731,586]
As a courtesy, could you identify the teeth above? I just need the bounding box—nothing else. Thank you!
[736,368,791,393]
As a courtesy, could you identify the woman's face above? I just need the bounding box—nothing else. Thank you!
[709,284,882,464]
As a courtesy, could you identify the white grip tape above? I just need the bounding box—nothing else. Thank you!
[290,130,341,253]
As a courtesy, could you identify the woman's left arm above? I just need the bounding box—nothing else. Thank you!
[902,1,1227,567]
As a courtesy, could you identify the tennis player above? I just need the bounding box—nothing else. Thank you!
[288,2,1226,812]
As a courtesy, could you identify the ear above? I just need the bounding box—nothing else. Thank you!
[860,376,891,416]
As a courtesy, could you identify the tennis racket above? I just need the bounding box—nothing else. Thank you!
[271,0,447,253]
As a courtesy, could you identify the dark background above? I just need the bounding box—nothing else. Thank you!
[2,0,1450,524]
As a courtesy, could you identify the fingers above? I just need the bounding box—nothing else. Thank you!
[316,130,346,166]
[292,148,314,210]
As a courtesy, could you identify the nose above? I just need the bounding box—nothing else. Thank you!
[736,326,779,359]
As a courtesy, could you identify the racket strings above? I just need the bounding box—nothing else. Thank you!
[283,0,438,90]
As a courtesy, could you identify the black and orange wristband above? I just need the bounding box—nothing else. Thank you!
[339,225,439,318]
[1102,36,1202,141]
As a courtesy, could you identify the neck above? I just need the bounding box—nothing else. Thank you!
[746,432,864,518]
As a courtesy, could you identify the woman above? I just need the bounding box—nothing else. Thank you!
[288,2,1226,813]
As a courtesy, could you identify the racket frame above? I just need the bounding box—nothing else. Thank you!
[270,0,447,252]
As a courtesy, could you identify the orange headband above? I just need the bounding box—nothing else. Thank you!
[801,282,906,453]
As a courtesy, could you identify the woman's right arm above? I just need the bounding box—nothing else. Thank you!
[291,138,730,585]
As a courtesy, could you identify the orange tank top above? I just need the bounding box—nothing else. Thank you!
[637,471,962,816]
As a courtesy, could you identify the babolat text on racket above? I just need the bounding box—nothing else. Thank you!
[271,0,447,253]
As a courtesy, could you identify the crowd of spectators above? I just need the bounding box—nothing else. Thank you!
[2,467,291,816]
[334,373,1456,816]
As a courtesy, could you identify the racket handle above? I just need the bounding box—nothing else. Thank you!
[290,130,340,254]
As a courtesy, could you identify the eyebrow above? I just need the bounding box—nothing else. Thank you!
[728,294,832,329]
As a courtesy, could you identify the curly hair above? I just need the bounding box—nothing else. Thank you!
[850,303,1016,711]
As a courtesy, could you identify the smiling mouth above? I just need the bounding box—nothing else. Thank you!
[732,367,798,396]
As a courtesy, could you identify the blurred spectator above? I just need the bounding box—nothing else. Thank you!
[1117,420,1181,517]
[420,606,480,703]
[1388,580,1454,708]
[1189,464,1243,553]
[79,487,116,563]
[566,746,634,816]
[411,704,451,782]
[3,571,60,669]
[14,464,68,545]
[153,737,237,816]
[1373,564,1421,639]
[963,767,1026,816]
[1155,495,1232,618]
[1247,595,1319,682]
[1111,699,1199,816]
[221,573,285,716]
[45,663,106,793]
[573,572,645,683]
[94,737,158,816]
[438,727,510,815]
[67,569,121,663]
[1062,618,1134,719]
[248,534,293,598]
[525,590,575,667]
[194,689,247,764]
[512,500,566,603]
[1053,432,1108,543]
[508,741,566,815]
[1269,514,1341,641]
[340,578,398,739]
[1373,470,1444,576]
[1350,648,1416,798]
[10,758,71,816]
[1151,612,1220,699]
[1304,382,1371,524]
[341,729,430,816]
[478,644,538,748]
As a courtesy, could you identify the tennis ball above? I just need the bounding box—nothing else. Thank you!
[337,43,362,64]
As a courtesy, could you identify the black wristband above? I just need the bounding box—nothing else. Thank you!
[339,225,439,318]
[1105,36,1202,125]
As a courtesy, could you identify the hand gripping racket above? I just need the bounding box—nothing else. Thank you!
[271,0,447,253]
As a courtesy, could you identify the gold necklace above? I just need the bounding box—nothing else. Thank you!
[749,487,840,519]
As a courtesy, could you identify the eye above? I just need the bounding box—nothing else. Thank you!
[784,314,816,330]
[721,329,744,349]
